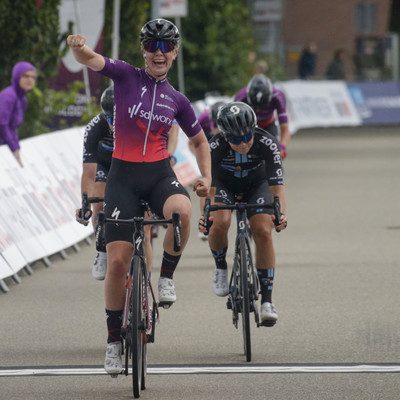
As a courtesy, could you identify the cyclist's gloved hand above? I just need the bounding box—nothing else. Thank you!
[274,213,288,232]
[75,208,92,226]
[198,215,213,235]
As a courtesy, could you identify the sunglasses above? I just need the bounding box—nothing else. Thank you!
[143,40,176,53]
[227,133,254,145]
[106,117,113,125]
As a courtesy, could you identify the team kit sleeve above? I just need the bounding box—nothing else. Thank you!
[256,131,284,186]
[175,95,202,138]
[274,89,289,126]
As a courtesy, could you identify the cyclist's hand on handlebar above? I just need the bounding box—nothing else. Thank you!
[75,208,91,226]
[198,215,213,235]
[193,176,211,197]
[274,213,288,232]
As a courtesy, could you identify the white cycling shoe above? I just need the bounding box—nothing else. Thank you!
[212,268,229,297]
[104,341,123,375]
[92,251,107,280]
[260,302,278,322]
[158,277,176,303]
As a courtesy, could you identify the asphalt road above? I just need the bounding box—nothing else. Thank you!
[1,126,399,400]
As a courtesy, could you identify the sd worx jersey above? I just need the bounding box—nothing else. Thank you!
[209,127,284,190]
[234,86,288,131]
[100,57,201,162]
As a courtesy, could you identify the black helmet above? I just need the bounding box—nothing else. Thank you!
[216,102,257,138]
[246,74,273,109]
[140,19,180,45]
[209,101,226,124]
[100,85,114,119]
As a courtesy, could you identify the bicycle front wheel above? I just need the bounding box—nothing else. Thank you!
[131,257,145,398]
[239,236,251,362]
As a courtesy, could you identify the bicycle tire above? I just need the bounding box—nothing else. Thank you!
[131,257,144,398]
[239,236,251,362]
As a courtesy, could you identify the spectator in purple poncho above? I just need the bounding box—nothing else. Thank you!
[0,61,37,167]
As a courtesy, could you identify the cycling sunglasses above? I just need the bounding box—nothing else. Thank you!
[227,133,254,145]
[106,117,113,125]
[143,40,176,53]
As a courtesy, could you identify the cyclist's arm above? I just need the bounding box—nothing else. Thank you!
[81,163,97,198]
[189,129,211,197]
[67,34,105,71]
[279,123,290,153]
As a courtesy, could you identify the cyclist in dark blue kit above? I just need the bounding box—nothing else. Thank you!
[75,85,114,280]
[199,102,288,324]
[68,18,211,375]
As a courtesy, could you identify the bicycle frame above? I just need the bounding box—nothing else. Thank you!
[203,195,281,362]
[97,209,181,398]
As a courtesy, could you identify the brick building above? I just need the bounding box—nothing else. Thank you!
[251,0,394,80]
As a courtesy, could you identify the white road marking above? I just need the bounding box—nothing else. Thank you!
[1,364,399,377]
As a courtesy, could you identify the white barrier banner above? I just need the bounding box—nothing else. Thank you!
[0,253,14,280]
[24,134,92,245]
[18,138,80,251]
[276,81,362,133]
[0,221,26,277]
[0,147,52,264]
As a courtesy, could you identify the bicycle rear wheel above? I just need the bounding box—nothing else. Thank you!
[239,236,251,362]
[131,257,145,398]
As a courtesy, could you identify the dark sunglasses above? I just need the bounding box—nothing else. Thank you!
[143,40,176,53]
[227,133,254,145]
[106,117,113,125]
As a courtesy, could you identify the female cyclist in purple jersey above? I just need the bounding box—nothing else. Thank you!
[234,74,290,159]
[68,18,211,376]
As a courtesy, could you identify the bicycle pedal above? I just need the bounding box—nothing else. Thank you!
[259,320,276,327]
[109,373,119,379]
[158,301,173,309]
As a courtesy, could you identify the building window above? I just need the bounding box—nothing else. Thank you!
[354,2,377,33]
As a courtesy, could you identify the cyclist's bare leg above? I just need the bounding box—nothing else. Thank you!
[208,208,231,251]
[249,213,278,323]
[162,194,192,255]
[105,241,133,310]
[249,213,275,269]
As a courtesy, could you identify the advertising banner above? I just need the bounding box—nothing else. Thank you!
[0,147,52,264]
[25,134,93,244]
[276,81,362,133]
[347,81,400,125]
[0,221,26,276]
[0,253,14,281]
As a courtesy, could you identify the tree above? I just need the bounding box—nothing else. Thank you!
[181,0,255,100]
[0,0,70,90]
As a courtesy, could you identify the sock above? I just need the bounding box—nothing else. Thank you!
[160,252,181,279]
[258,268,274,303]
[211,247,228,270]
[105,309,123,343]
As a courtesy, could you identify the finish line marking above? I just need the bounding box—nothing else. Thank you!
[1,364,400,377]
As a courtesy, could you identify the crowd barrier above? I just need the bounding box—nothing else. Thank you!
[2,79,399,292]
[0,126,202,293]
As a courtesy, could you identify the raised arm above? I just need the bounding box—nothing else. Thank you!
[67,34,105,71]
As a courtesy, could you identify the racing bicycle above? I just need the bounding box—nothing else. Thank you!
[91,200,181,398]
[203,194,281,362]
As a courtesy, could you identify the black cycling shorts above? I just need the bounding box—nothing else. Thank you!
[213,179,273,219]
[104,158,190,244]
